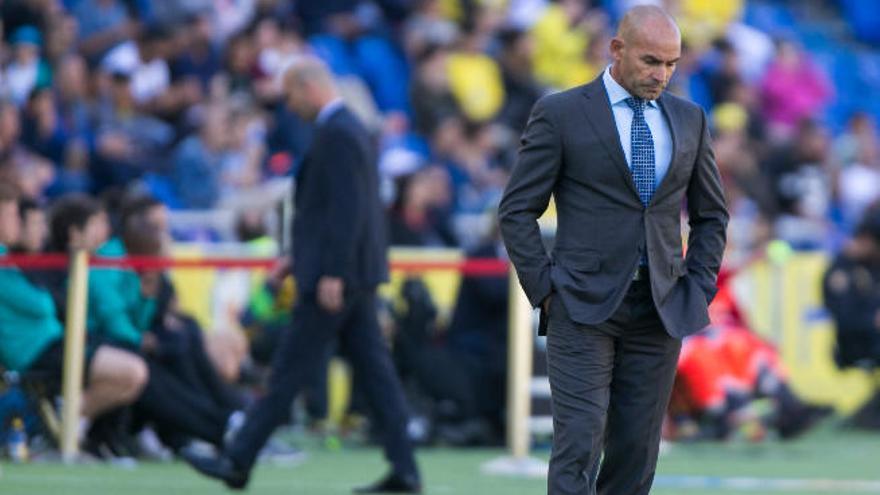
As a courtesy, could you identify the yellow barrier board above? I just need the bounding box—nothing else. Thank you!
[733,253,875,413]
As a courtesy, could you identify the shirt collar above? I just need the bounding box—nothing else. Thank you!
[316,98,344,125]
[603,65,659,108]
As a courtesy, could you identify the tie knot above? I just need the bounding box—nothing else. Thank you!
[626,97,646,113]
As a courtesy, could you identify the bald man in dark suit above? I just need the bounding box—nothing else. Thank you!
[499,6,728,495]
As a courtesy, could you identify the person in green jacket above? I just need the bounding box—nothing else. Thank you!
[0,184,147,422]
[47,195,155,351]
[48,193,242,454]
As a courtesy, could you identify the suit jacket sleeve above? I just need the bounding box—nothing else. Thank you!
[685,109,729,303]
[498,97,561,308]
[315,127,364,280]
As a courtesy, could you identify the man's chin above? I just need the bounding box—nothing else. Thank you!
[640,88,663,100]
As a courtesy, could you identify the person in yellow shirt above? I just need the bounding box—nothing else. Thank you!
[446,20,505,122]
[530,0,605,90]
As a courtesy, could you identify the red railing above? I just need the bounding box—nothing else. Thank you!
[0,254,510,276]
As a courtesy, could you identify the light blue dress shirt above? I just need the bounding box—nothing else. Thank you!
[602,66,673,188]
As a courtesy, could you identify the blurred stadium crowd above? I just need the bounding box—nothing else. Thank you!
[1,0,880,462]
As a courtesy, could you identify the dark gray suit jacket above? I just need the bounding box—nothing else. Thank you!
[498,76,728,339]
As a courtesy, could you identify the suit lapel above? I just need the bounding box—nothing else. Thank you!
[652,93,681,204]
[580,78,640,200]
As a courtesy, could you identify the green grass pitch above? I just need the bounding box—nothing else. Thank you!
[1,424,878,494]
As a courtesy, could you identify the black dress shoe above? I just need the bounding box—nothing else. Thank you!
[180,446,250,490]
[353,471,422,493]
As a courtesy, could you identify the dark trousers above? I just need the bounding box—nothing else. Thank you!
[227,290,418,477]
[135,359,232,449]
[156,319,243,413]
[546,279,681,495]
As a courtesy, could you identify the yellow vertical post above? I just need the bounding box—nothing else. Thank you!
[507,266,534,459]
[61,249,89,463]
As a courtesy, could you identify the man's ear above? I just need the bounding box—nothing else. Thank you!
[610,37,624,61]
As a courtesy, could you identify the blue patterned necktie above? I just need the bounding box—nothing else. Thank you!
[625,97,656,206]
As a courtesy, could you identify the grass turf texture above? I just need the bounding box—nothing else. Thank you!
[1,424,878,494]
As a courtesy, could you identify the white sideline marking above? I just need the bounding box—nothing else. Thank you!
[654,475,880,492]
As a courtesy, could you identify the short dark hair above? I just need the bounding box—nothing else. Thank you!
[119,194,162,231]
[122,213,162,256]
[48,194,101,251]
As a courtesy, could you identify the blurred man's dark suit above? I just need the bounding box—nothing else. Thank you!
[498,75,728,494]
[226,105,419,482]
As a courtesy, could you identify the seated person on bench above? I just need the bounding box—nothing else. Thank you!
[0,183,148,433]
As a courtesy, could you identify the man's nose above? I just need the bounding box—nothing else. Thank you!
[653,68,667,83]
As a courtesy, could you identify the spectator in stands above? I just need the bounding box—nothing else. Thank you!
[252,16,307,88]
[439,120,509,235]
[222,32,264,100]
[706,39,741,107]
[409,43,459,138]
[48,54,94,196]
[832,112,878,171]
[723,79,769,148]
[92,69,174,190]
[299,0,410,113]
[170,105,229,209]
[100,24,197,115]
[834,113,880,232]
[42,10,79,65]
[401,0,459,61]
[711,103,774,264]
[13,197,47,254]
[0,182,148,431]
[838,139,880,233]
[0,0,51,46]
[823,206,880,429]
[73,0,134,63]
[21,87,66,167]
[0,100,56,201]
[446,15,506,123]
[142,0,212,35]
[760,39,832,140]
[217,102,268,204]
[169,14,222,94]
[763,119,834,249]
[387,165,457,247]
[497,27,544,135]
[529,0,602,89]
[4,26,52,107]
